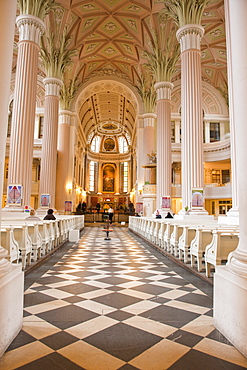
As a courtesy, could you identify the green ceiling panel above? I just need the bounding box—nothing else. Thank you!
[79,4,101,12]
[81,17,100,32]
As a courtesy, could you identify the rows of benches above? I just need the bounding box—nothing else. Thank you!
[1,215,84,270]
[129,216,239,277]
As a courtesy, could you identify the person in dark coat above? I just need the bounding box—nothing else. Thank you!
[96,202,100,214]
[165,211,173,219]
[44,208,56,220]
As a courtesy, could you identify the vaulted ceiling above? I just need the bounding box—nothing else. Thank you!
[13,0,227,143]
[53,0,226,89]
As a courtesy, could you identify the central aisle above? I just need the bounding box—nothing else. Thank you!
[1,227,247,369]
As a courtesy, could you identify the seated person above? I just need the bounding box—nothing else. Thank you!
[25,209,40,221]
[165,211,173,219]
[155,210,162,219]
[44,208,56,220]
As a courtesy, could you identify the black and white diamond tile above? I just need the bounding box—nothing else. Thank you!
[1,226,247,370]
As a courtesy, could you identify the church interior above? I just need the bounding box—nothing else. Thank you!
[0,0,247,368]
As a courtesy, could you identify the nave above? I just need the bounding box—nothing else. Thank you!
[1,227,247,370]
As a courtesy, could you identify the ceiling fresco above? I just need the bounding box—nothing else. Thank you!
[13,0,227,143]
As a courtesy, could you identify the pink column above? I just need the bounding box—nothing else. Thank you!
[55,110,76,213]
[143,113,156,160]
[0,0,16,264]
[154,82,173,210]
[136,116,145,201]
[0,1,25,357]
[6,15,45,210]
[38,77,63,210]
[143,112,156,184]
[176,25,207,214]
[225,1,239,219]
[214,1,247,357]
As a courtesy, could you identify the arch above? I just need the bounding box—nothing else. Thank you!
[171,79,229,116]
[73,75,144,116]
[9,74,45,109]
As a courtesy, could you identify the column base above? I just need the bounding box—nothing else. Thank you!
[188,208,209,215]
[178,209,209,216]
[214,265,247,358]
[226,206,239,217]
[2,205,24,212]
[175,214,214,221]
[0,263,24,357]
[218,215,239,225]
[218,207,239,225]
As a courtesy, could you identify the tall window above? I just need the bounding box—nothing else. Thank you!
[38,116,44,138]
[171,121,175,143]
[118,136,128,153]
[91,135,100,152]
[212,169,220,184]
[210,122,220,142]
[89,161,97,192]
[123,162,128,192]
[7,100,14,138]
[222,169,230,184]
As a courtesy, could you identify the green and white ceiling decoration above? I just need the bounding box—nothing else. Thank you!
[14,0,227,145]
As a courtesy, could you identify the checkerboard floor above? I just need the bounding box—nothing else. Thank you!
[1,227,247,370]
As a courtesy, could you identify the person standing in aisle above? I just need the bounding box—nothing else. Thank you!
[108,207,114,224]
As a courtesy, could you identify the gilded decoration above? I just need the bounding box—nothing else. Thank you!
[104,138,115,151]
[143,184,157,195]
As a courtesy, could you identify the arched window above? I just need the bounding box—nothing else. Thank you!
[91,135,101,152]
[89,161,97,192]
[7,100,14,137]
[118,136,128,153]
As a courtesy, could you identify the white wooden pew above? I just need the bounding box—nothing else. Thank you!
[190,225,239,272]
[153,220,162,245]
[170,223,184,257]
[2,221,42,265]
[24,222,43,261]
[178,225,196,263]
[190,227,214,271]
[157,222,166,248]
[205,230,239,277]
[12,225,32,269]
[1,227,19,263]
[163,222,174,252]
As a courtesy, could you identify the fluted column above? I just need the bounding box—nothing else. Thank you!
[154,82,173,210]
[136,115,145,201]
[176,24,207,214]
[143,113,156,161]
[0,0,16,271]
[7,14,45,209]
[55,110,76,213]
[220,0,247,277]
[214,0,247,358]
[143,113,156,185]
[0,2,25,357]
[39,77,63,210]
[225,0,239,218]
